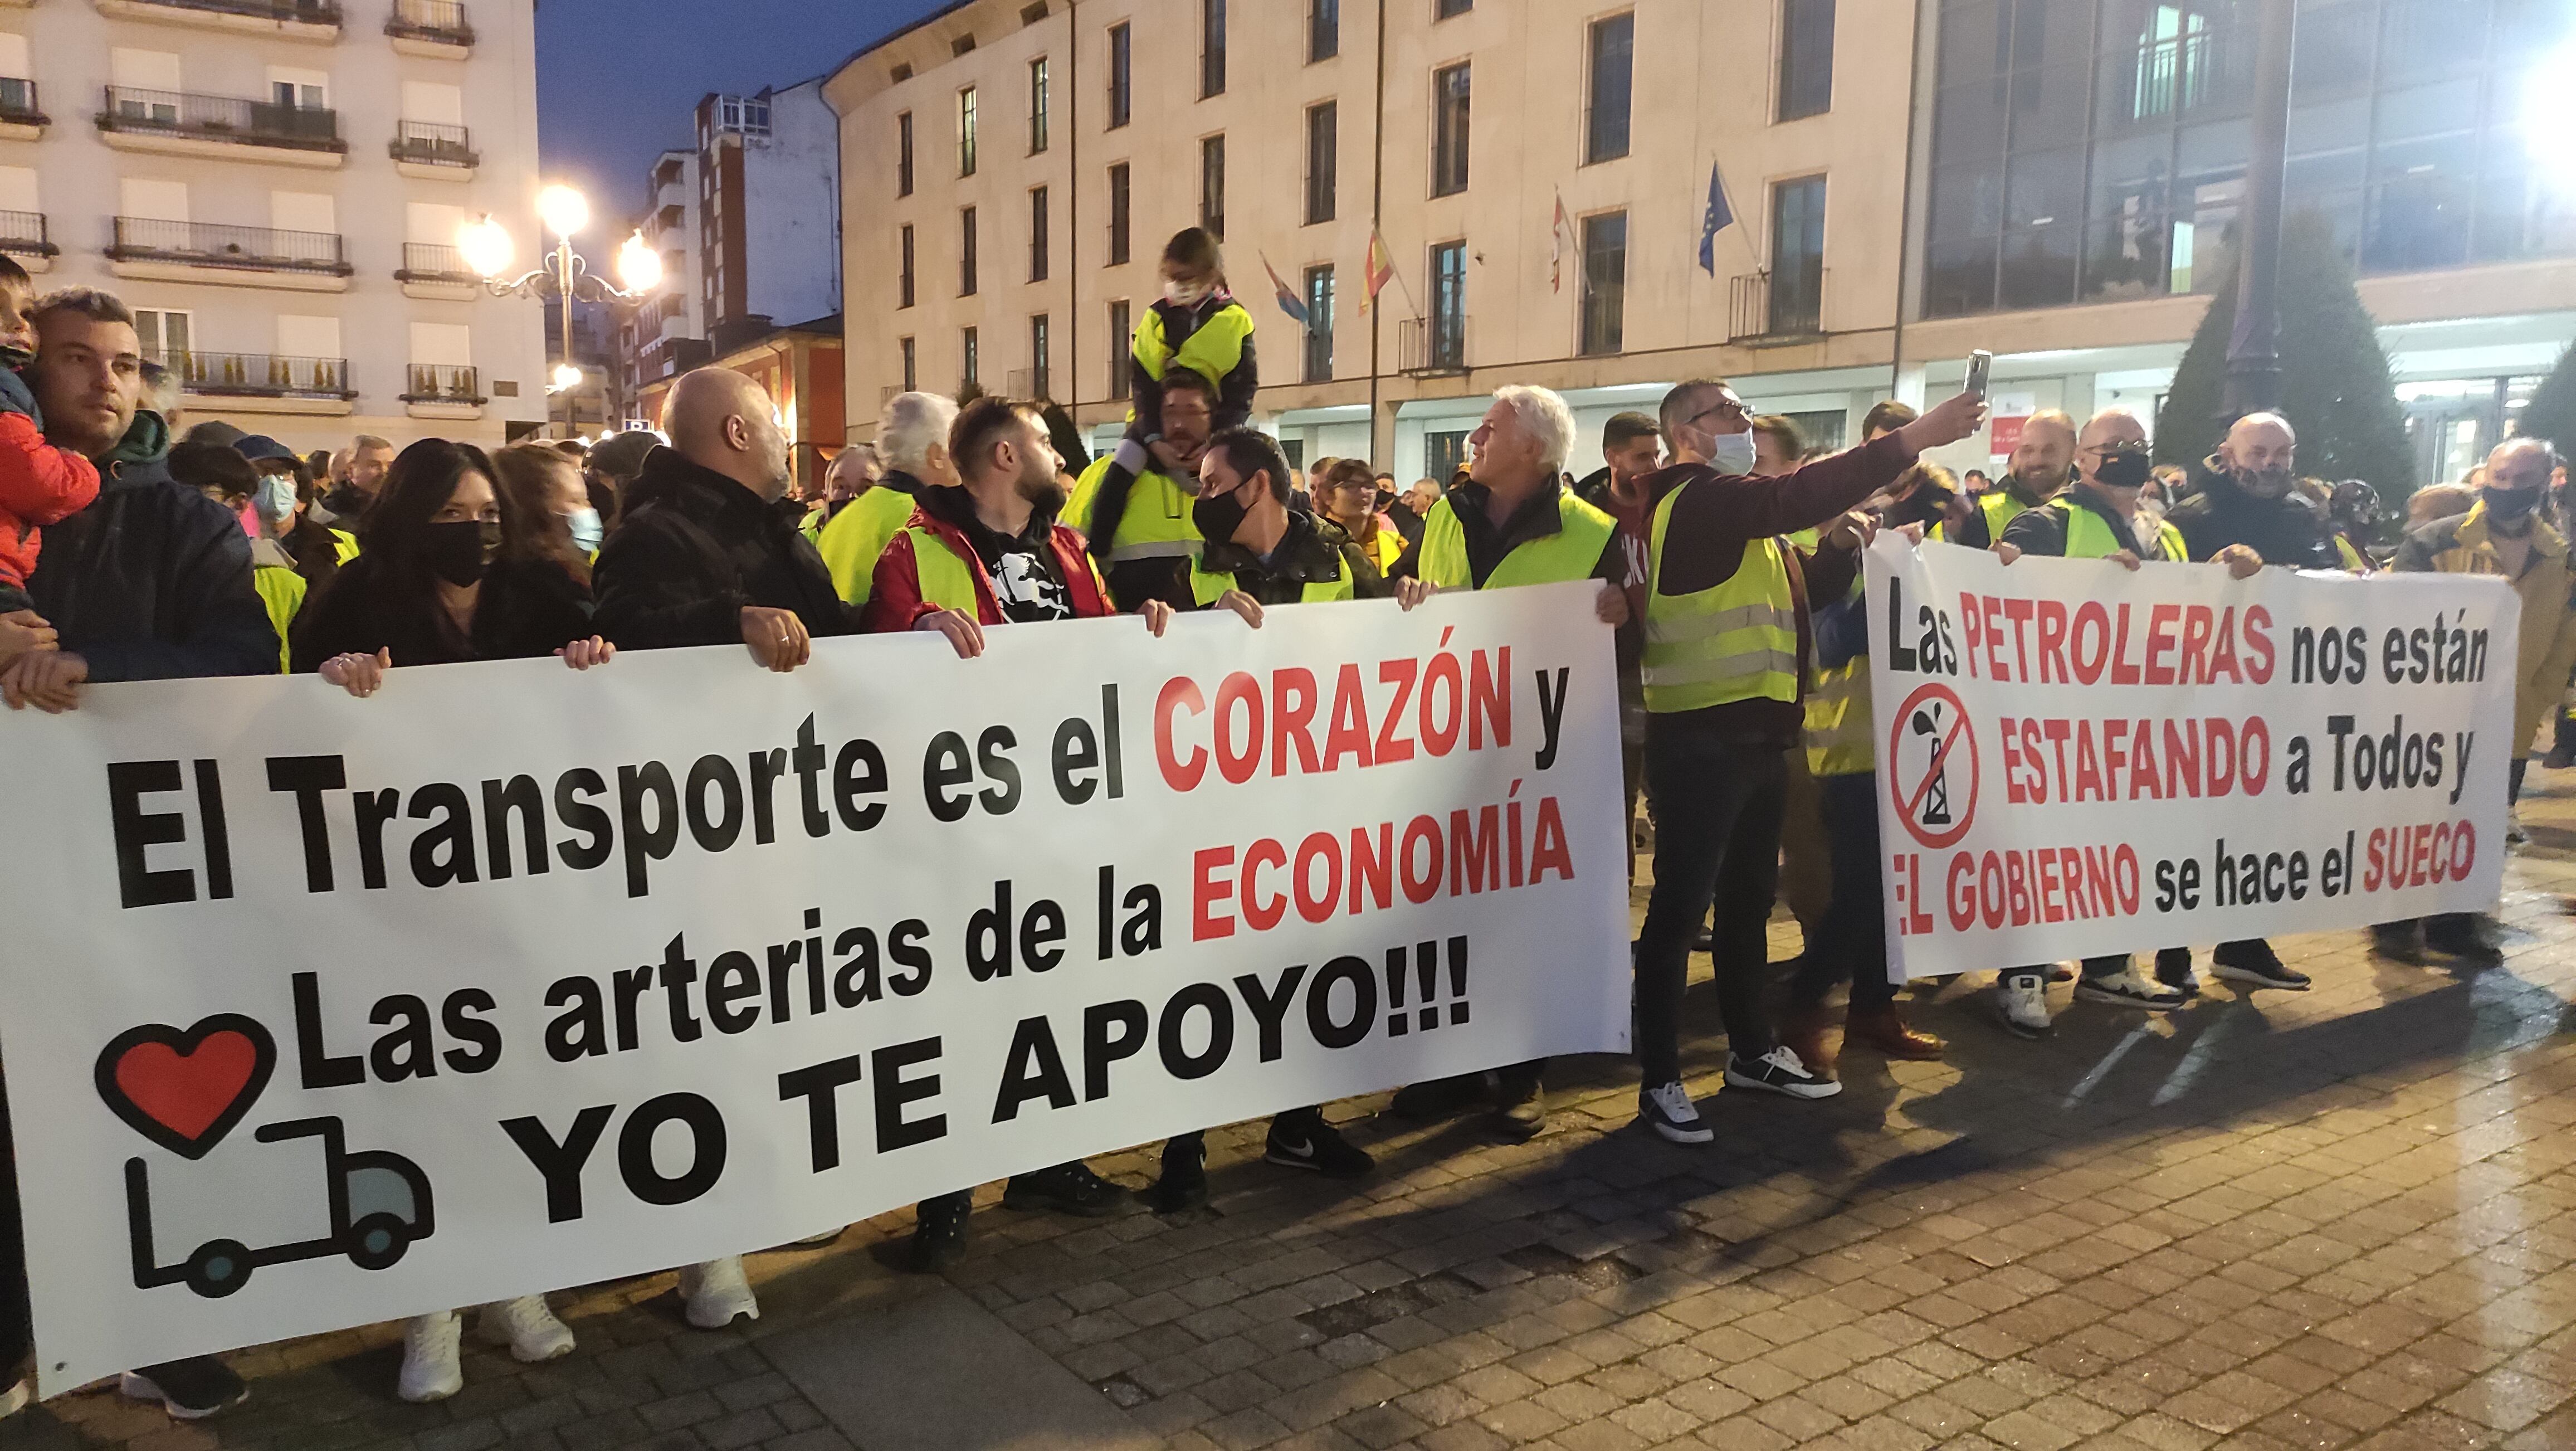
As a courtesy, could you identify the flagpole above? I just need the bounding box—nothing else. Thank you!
[1366,0,1388,467]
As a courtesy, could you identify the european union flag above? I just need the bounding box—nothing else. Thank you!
[1699,161,1734,276]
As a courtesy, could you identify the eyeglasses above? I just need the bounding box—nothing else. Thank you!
[1686,399,1748,430]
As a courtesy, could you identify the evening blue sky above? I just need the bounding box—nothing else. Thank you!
[535,0,947,225]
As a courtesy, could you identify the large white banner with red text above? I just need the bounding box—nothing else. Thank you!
[0,585,1628,1392]
[1865,537,2520,978]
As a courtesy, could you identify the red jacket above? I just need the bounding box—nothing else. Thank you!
[0,410,101,592]
[861,498,1116,632]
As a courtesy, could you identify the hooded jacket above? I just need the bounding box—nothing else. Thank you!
[2167,457,2337,570]
[592,446,853,650]
[861,483,1114,631]
[23,410,276,682]
[1197,510,1389,605]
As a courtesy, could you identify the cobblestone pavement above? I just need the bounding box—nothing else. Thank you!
[14,779,2576,1451]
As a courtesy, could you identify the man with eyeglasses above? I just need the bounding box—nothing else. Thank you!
[1626,379,1985,1140]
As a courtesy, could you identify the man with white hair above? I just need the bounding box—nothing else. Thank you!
[1624,378,1984,1137]
[1387,383,1628,1141]
[819,391,958,603]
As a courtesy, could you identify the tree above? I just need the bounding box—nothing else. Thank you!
[2520,340,2576,459]
[2154,210,2414,500]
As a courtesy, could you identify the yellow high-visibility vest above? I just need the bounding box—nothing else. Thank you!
[818,486,921,604]
[1416,488,1616,590]
[1641,481,1800,714]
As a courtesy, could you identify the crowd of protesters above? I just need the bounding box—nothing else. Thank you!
[0,222,2566,1419]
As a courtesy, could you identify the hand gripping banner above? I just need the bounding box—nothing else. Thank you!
[0,585,1629,1391]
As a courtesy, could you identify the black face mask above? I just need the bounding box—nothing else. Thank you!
[2483,488,2542,529]
[1192,487,1248,546]
[424,519,499,586]
[2094,445,2154,490]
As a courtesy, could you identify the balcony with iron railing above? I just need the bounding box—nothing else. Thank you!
[0,78,45,137]
[96,0,340,41]
[109,217,352,291]
[97,86,345,164]
[0,212,56,264]
[389,119,476,177]
[384,0,472,53]
[401,363,484,417]
[1729,268,1827,343]
[395,240,481,299]
[1398,315,1471,376]
[167,352,353,403]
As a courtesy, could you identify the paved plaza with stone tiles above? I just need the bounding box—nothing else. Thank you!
[14,776,2576,1451]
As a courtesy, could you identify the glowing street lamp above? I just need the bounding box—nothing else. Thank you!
[463,184,662,435]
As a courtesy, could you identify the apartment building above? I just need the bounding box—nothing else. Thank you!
[619,81,842,430]
[1,0,547,454]
[830,0,2576,491]
[827,0,1919,480]
[618,147,708,410]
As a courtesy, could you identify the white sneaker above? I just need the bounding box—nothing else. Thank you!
[1997,975,2052,1038]
[477,1295,574,1364]
[1724,1046,1842,1100]
[397,1311,464,1403]
[679,1258,759,1330]
[1637,1080,1714,1143]
[2073,965,2187,1010]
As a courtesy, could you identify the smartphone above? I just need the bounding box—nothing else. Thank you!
[1964,349,1993,401]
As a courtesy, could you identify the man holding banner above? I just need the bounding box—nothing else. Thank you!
[1987,408,2263,1035]
[1629,381,1985,1137]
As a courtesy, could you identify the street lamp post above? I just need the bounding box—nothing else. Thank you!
[461,184,663,437]
[2224,0,2299,422]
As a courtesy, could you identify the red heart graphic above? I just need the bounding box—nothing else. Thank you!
[95,1016,277,1160]
[117,1035,261,1142]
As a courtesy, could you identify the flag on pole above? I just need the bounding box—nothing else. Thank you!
[1360,228,1395,313]
[1698,161,1735,276]
[1261,252,1310,325]
[1550,192,1575,294]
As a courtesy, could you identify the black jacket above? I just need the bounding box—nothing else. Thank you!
[2166,460,2336,570]
[1197,512,1390,605]
[290,556,594,673]
[592,447,854,650]
[25,440,276,683]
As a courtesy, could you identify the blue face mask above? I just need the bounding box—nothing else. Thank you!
[253,475,299,524]
[565,507,603,555]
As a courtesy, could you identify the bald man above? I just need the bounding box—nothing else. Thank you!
[2378,437,2576,961]
[1955,409,2075,549]
[2166,411,2336,572]
[592,366,852,668]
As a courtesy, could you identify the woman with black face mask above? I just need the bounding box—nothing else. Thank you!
[291,437,611,690]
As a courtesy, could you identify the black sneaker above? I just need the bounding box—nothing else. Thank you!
[1492,1072,1547,1141]
[1003,1161,1128,1216]
[2153,947,2201,997]
[1389,1074,1484,1120]
[1724,1046,1841,1099]
[906,1194,970,1273]
[2423,916,2497,960]
[2372,921,2427,963]
[2211,941,2310,991]
[1144,1139,1207,1213]
[1265,1120,1373,1179]
[120,1358,247,1420]
[1637,1081,1713,1143]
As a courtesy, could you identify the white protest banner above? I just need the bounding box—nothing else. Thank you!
[1864,536,2519,978]
[0,584,1628,1392]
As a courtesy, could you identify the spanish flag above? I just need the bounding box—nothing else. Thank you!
[1360,228,1394,313]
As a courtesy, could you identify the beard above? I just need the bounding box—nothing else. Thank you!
[1016,462,1067,517]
